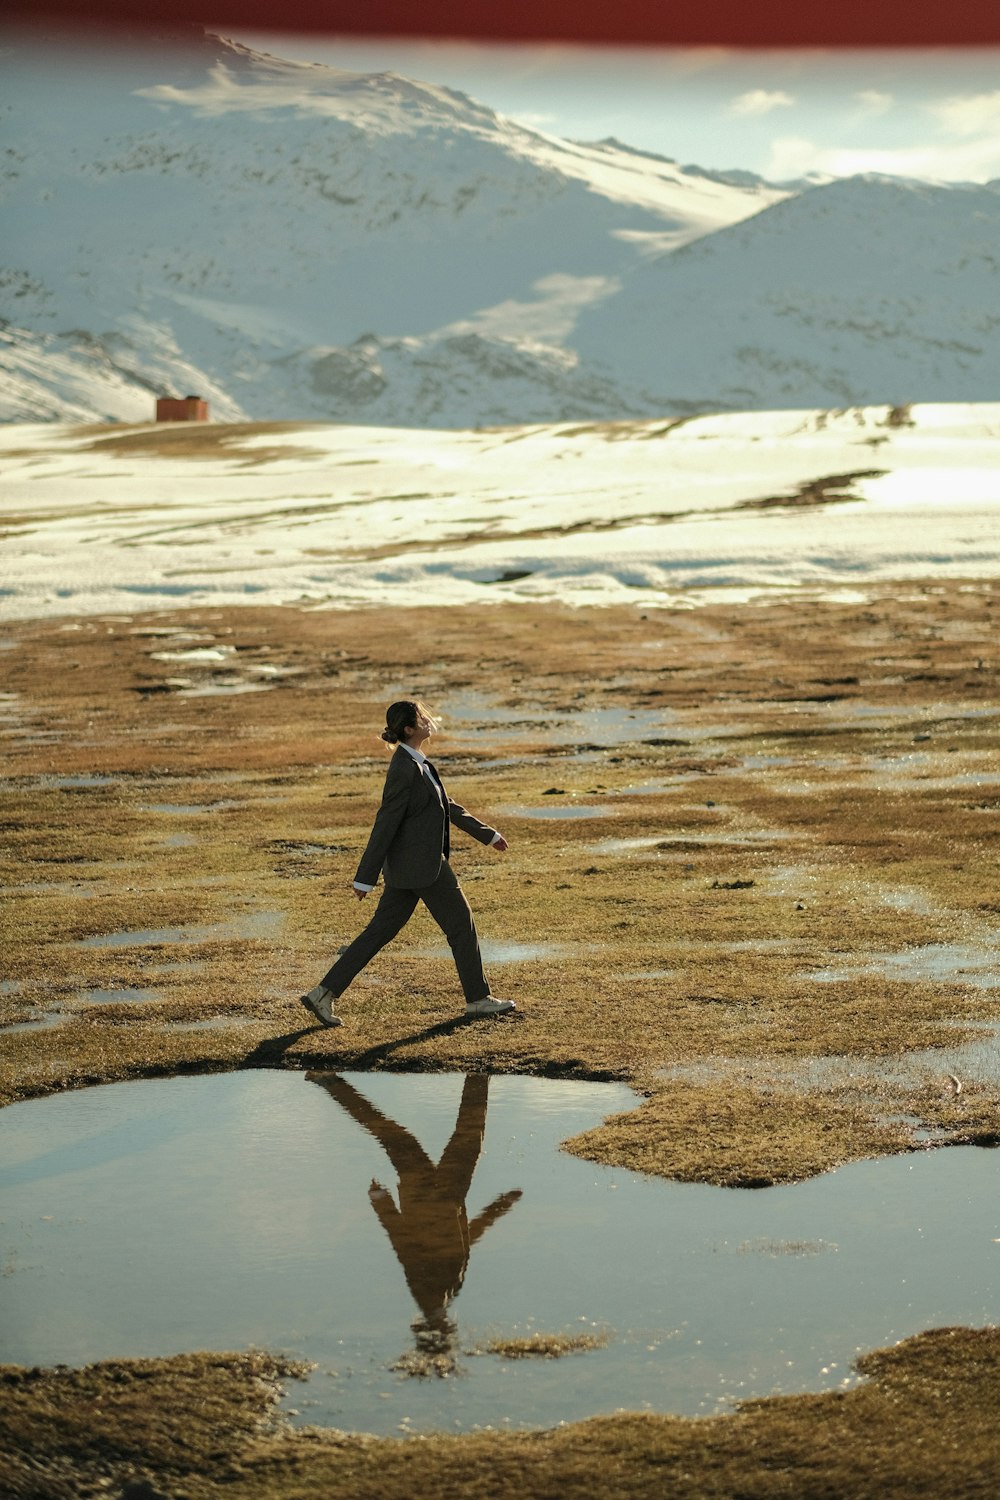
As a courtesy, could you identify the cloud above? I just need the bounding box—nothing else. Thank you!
[854,89,894,117]
[729,88,795,118]
[765,135,825,180]
[929,89,1000,137]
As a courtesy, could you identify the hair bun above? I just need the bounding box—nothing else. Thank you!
[380,728,394,743]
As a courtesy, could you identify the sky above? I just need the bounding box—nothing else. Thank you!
[234,34,1000,183]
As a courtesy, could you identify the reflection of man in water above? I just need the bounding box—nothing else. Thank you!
[308,1072,521,1369]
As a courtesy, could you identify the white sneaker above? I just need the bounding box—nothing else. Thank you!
[300,985,342,1028]
[465,996,516,1017]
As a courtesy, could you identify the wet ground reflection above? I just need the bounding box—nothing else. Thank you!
[2,1070,1000,1437]
[315,1073,520,1375]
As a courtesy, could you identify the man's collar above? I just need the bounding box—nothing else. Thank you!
[399,741,427,764]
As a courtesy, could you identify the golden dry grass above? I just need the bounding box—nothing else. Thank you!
[69,419,327,464]
[3,587,1000,1185]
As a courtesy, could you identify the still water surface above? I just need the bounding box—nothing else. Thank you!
[1,1070,998,1436]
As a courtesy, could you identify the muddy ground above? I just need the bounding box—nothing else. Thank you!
[3,584,1000,1495]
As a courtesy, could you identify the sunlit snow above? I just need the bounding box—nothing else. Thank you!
[1,402,998,621]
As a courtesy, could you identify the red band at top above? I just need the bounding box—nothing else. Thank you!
[7,0,1000,48]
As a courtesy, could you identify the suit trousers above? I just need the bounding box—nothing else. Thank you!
[320,860,490,1005]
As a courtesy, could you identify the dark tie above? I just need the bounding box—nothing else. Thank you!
[423,759,446,806]
[423,759,449,859]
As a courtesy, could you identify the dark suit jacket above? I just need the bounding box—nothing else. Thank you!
[355,747,498,890]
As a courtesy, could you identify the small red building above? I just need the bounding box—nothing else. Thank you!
[156,395,209,422]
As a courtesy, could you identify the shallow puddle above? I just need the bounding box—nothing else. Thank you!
[142,803,212,815]
[435,692,681,748]
[829,703,1000,726]
[3,1070,1000,1436]
[661,1023,1000,1094]
[876,889,937,914]
[79,912,285,948]
[868,759,1000,792]
[14,773,121,790]
[10,881,103,898]
[175,680,273,698]
[2,1010,66,1034]
[888,1024,1000,1088]
[245,663,302,679]
[149,647,236,663]
[504,804,615,820]
[422,940,580,965]
[129,628,215,642]
[739,755,800,770]
[593,830,791,854]
[163,1013,256,1032]
[806,943,1000,989]
[609,779,705,794]
[141,799,245,815]
[76,987,163,1006]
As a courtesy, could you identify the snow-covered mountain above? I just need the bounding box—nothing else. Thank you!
[0,30,783,425]
[573,174,1000,413]
[2,30,998,427]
